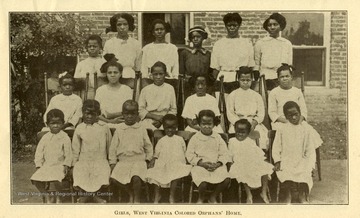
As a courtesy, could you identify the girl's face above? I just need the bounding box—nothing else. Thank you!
[163,120,177,137]
[122,105,139,126]
[191,31,203,47]
[83,108,98,125]
[116,18,129,37]
[107,66,122,84]
[60,78,74,96]
[267,19,281,37]
[48,117,64,134]
[285,107,301,125]
[153,23,166,41]
[199,115,214,136]
[278,70,292,90]
[195,77,207,97]
[235,123,249,141]
[87,39,101,57]
[239,74,252,90]
[225,21,240,38]
[151,66,166,86]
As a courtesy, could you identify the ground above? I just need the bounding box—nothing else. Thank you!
[11,121,347,204]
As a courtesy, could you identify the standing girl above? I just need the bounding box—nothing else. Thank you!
[141,19,179,79]
[95,55,133,127]
[31,109,72,203]
[72,100,112,203]
[104,13,142,78]
[254,13,293,91]
[186,110,231,203]
[43,73,82,130]
[109,100,153,203]
[228,119,273,203]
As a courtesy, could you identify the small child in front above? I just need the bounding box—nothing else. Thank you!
[109,100,153,203]
[31,109,72,203]
[228,119,273,204]
[186,110,231,203]
[72,100,112,203]
[147,114,192,203]
[272,101,322,203]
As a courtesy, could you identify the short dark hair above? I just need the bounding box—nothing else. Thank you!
[162,114,178,126]
[150,61,167,74]
[150,19,171,34]
[59,73,75,85]
[276,63,295,77]
[263,13,287,31]
[283,101,301,116]
[236,66,253,81]
[223,13,242,25]
[46,109,65,124]
[100,53,123,82]
[82,99,101,115]
[122,100,139,112]
[234,119,251,133]
[188,26,208,41]
[85,34,103,49]
[110,13,135,32]
[189,74,210,88]
[197,109,220,126]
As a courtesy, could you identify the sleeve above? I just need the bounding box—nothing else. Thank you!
[226,92,240,125]
[153,138,163,159]
[217,135,231,165]
[298,90,308,120]
[62,135,73,167]
[94,88,106,116]
[168,86,177,115]
[185,136,201,166]
[255,92,265,123]
[143,128,153,161]
[71,127,81,166]
[303,129,316,170]
[108,129,119,165]
[253,40,261,71]
[179,50,186,76]
[247,40,255,67]
[134,43,142,72]
[170,46,179,79]
[68,98,83,126]
[34,136,46,167]
[105,126,113,157]
[181,98,193,119]
[103,39,110,55]
[227,140,234,163]
[210,42,220,70]
[141,47,149,78]
[180,137,187,153]
[43,98,55,125]
[268,89,280,122]
[138,87,148,120]
[74,61,82,78]
[287,41,293,65]
[271,129,282,163]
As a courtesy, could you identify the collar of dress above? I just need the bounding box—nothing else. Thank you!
[118,122,141,130]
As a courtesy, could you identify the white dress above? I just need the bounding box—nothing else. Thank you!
[228,137,273,188]
[31,131,72,182]
[147,135,192,187]
[186,132,231,186]
[72,122,112,192]
[109,122,153,184]
[272,122,322,191]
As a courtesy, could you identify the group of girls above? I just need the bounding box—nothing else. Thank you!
[32,11,323,204]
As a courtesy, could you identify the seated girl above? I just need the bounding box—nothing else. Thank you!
[72,100,112,203]
[272,101,322,203]
[186,110,231,203]
[147,114,192,203]
[228,119,273,204]
[31,109,72,203]
[227,66,268,149]
[43,73,82,130]
[109,100,153,203]
[95,55,133,128]
[182,74,223,133]
[138,61,177,130]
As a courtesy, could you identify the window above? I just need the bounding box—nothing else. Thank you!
[282,12,330,86]
[140,13,190,47]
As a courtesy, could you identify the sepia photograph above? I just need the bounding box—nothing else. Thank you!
[2,0,356,217]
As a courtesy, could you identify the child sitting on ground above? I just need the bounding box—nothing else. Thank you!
[272,101,322,203]
[109,100,153,203]
[147,114,192,203]
[31,109,72,203]
[228,119,273,204]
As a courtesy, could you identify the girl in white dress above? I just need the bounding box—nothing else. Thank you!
[147,114,192,203]
[272,101,322,203]
[31,109,72,203]
[141,19,179,79]
[72,100,112,203]
[109,100,153,203]
[95,56,133,128]
[186,110,231,203]
[228,119,273,204]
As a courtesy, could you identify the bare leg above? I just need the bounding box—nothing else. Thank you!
[298,183,309,204]
[132,176,142,204]
[243,183,253,204]
[260,175,270,204]
[197,182,207,203]
[283,181,292,204]
[209,178,230,203]
[154,185,161,203]
[33,181,51,203]
[53,181,63,203]
[170,179,180,204]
